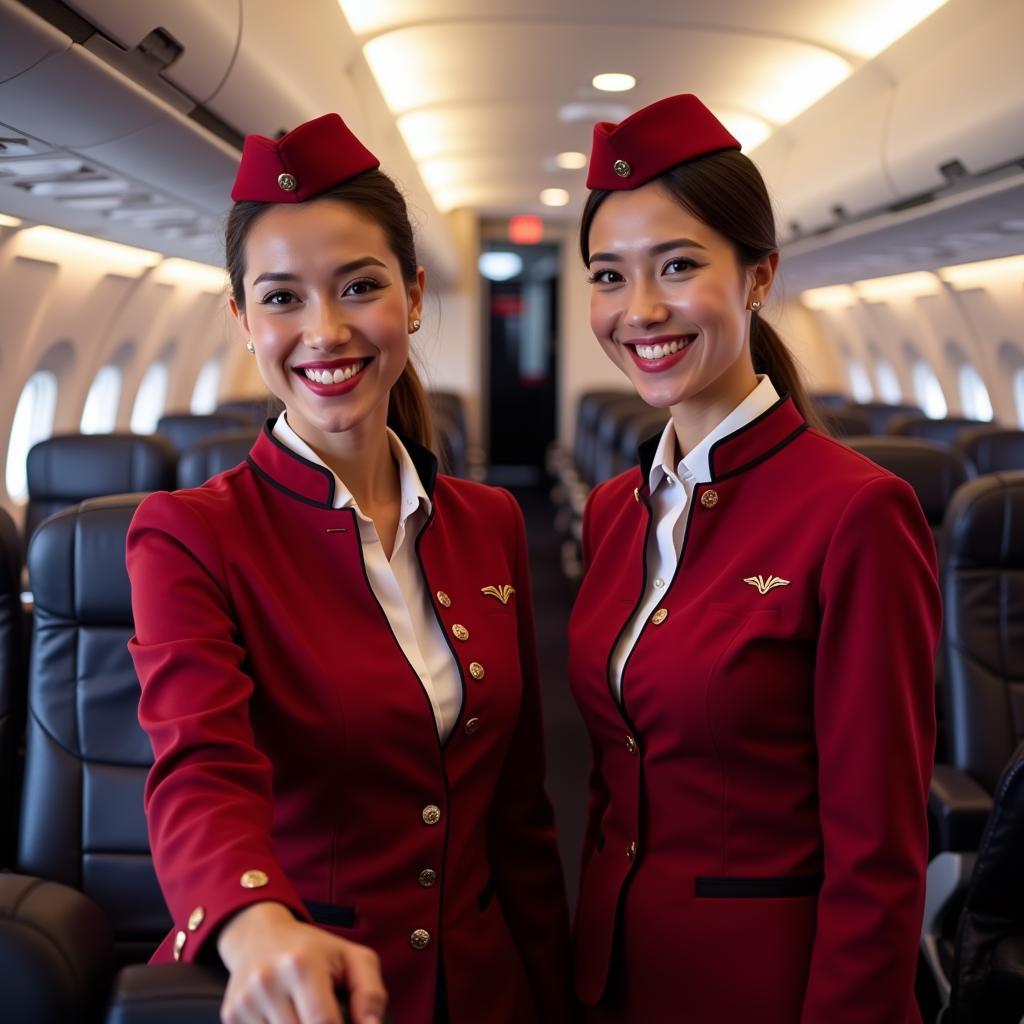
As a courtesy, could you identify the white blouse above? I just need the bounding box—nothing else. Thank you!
[273,414,462,741]
[608,376,780,700]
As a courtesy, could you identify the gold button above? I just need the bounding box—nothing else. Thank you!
[625,735,638,755]
[701,489,719,509]
[614,159,632,178]
[436,590,451,608]
[651,608,668,625]
[187,906,206,932]
[465,717,480,735]
[452,623,469,641]
[277,172,297,192]
[469,661,485,681]
[418,868,438,888]
[626,840,638,860]
[173,930,187,961]
[633,487,640,502]
[240,869,269,889]
[422,804,441,826]
[410,928,431,950]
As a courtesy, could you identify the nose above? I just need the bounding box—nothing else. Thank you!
[623,277,669,329]
[303,297,352,350]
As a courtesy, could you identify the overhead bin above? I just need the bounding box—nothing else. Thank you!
[0,0,70,84]
[885,0,1024,197]
[63,0,240,104]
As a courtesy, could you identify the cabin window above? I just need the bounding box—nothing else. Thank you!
[957,364,994,422]
[912,361,948,419]
[190,356,222,414]
[130,362,169,434]
[1014,367,1024,428]
[5,371,58,501]
[80,364,123,434]
[875,359,902,404]
[847,359,873,403]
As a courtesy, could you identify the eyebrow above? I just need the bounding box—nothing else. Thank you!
[252,257,387,287]
[589,238,708,263]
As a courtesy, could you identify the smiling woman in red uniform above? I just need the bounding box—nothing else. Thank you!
[126,113,572,1024]
[568,95,941,1024]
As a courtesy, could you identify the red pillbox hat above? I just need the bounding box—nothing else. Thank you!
[586,94,741,191]
[230,113,379,203]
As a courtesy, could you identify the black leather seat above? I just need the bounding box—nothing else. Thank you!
[214,397,283,427]
[591,394,649,485]
[25,434,176,544]
[808,391,850,412]
[155,413,252,455]
[616,408,670,479]
[842,438,975,546]
[849,402,923,434]
[889,415,992,445]
[175,429,259,490]
[574,391,635,484]
[0,506,26,866]
[818,407,872,437]
[956,428,1024,475]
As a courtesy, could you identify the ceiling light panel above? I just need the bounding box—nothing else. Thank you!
[592,73,636,92]
[15,225,161,272]
[854,271,941,300]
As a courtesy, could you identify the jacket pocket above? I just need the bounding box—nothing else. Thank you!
[694,874,822,899]
[304,900,358,927]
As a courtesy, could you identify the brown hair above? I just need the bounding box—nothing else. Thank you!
[225,168,433,450]
[580,149,823,431]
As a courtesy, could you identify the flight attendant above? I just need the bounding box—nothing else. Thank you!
[127,113,573,1024]
[568,95,941,1023]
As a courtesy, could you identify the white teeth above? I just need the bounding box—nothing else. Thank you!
[635,338,693,360]
[303,361,366,385]
[332,368,344,383]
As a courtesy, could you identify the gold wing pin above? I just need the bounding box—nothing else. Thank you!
[481,584,516,605]
[743,575,790,596]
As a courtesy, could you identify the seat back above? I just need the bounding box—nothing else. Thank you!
[843,438,974,544]
[956,428,1024,475]
[819,408,872,437]
[214,397,283,427]
[591,395,648,485]
[155,412,252,454]
[573,391,633,481]
[18,494,168,962]
[942,472,1024,793]
[617,408,669,478]
[25,434,176,544]
[0,507,25,866]
[176,429,260,490]
[889,416,991,445]
[948,740,1024,1024]
[850,402,923,434]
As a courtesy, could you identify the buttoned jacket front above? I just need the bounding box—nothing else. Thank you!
[127,424,572,1024]
[569,397,941,1024]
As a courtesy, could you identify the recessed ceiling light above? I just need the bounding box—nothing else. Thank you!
[0,213,22,227]
[592,73,636,93]
[479,252,523,282]
[540,188,570,208]
[555,151,587,170]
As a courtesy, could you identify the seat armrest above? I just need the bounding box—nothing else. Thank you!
[930,764,994,853]
[0,872,116,1024]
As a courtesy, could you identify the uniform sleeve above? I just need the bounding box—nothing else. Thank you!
[126,491,311,963]
[578,483,609,881]
[801,474,941,1023]
[486,489,577,1023]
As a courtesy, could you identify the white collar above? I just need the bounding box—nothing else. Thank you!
[272,413,431,522]
[648,375,780,491]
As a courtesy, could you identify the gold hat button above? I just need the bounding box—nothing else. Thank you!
[436,590,451,608]
[465,716,480,735]
[452,623,469,641]
[701,489,719,509]
[277,172,297,192]
[614,159,632,178]
[651,608,668,625]
[187,906,206,932]
[469,661,485,681]
[422,804,441,825]
[410,928,431,950]
[240,869,269,889]
[173,930,187,961]
[418,868,438,888]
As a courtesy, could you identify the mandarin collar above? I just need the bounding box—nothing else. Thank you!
[247,417,439,509]
[638,394,806,486]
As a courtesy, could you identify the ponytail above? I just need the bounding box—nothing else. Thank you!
[387,359,434,453]
[750,315,826,432]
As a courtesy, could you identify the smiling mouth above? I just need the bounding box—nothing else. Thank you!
[630,335,697,360]
[299,360,369,385]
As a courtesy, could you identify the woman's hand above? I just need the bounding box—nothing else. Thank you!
[217,901,387,1024]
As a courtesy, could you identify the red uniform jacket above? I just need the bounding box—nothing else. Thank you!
[127,425,573,1024]
[568,397,940,1024]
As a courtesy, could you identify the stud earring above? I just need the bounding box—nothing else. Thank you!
[410,319,421,333]
[245,340,255,354]
[750,299,762,312]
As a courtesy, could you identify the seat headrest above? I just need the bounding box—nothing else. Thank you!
[958,428,1024,475]
[944,472,1024,568]
[27,494,147,624]
[26,434,175,502]
[176,429,258,489]
[155,413,252,453]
